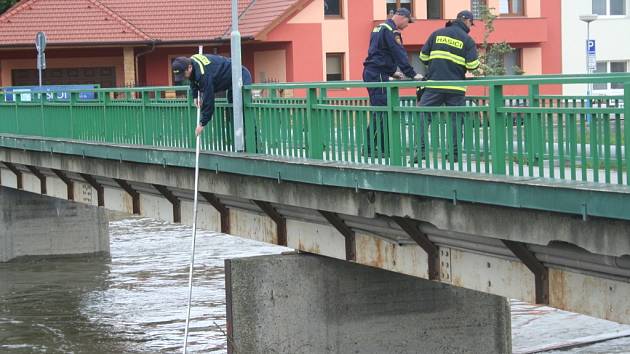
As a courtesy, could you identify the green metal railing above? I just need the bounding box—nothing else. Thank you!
[0,87,235,152]
[1,73,629,186]
[244,73,630,185]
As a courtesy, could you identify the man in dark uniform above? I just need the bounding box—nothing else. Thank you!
[172,54,252,136]
[418,10,479,162]
[363,8,422,156]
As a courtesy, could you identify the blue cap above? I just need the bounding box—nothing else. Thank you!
[457,10,474,25]
[395,8,414,23]
[171,57,190,83]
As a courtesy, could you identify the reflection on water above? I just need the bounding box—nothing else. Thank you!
[1,215,629,353]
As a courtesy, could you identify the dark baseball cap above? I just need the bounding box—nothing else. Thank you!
[171,57,190,83]
[395,8,414,23]
[457,10,474,25]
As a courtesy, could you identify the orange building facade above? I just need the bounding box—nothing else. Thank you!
[0,0,562,95]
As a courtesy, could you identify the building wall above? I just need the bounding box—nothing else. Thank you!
[445,0,476,18]
[539,0,563,94]
[266,23,323,84]
[0,48,125,87]
[268,0,560,96]
[290,0,351,84]
[322,8,350,81]
[370,0,542,20]
[561,0,630,95]
[254,50,287,82]
[0,1,561,97]
[289,0,322,22]
[348,0,375,96]
[371,0,386,21]
[522,47,542,75]
[526,0,541,17]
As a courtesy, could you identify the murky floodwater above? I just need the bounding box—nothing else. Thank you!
[1,215,629,353]
[1,216,285,353]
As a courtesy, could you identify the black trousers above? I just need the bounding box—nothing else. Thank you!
[418,90,465,157]
[363,68,388,155]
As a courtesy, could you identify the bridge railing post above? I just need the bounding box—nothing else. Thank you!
[0,90,5,133]
[387,85,403,166]
[624,82,630,185]
[489,84,506,175]
[243,87,257,153]
[141,90,152,146]
[528,83,543,172]
[70,91,79,140]
[306,87,323,159]
[99,91,112,142]
[38,88,45,137]
[185,88,195,149]
[319,88,328,102]
[15,90,22,134]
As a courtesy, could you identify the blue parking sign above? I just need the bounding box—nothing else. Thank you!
[587,40,596,55]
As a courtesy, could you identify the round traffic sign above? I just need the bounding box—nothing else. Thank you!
[35,31,47,52]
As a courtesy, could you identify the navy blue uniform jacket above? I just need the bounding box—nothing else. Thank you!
[189,54,234,126]
[363,19,416,78]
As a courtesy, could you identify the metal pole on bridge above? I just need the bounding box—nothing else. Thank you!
[580,14,597,124]
[231,0,245,152]
[183,45,204,354]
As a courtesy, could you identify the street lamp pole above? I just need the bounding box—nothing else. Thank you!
[579,14,597,125]
[579,14,598,97]
[586,19,592,98]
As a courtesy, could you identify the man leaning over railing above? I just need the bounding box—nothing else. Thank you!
[171,54,252,137]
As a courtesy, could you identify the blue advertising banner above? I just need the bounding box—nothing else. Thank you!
[2,84,98,102]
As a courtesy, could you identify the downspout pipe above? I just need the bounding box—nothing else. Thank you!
[134,40,157,87]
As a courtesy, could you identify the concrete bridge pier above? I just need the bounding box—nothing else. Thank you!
[0,187,109,262]
[226,253,512,354]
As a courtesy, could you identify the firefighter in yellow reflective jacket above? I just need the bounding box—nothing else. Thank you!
[417,10,479,162]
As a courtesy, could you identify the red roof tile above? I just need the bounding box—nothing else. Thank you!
[0,0,151,45]
[0,0,311,47]
[238,0,309,39]
[100,0,251,42]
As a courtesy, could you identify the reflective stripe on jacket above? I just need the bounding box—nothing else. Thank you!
[419,21,479,94]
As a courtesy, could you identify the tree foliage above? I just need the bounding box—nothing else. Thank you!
[473,5,523,76]
[0,0,19,15]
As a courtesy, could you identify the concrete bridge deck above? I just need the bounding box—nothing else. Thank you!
[0,134,628,324]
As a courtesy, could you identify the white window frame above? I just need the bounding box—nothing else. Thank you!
[593,60,628,94]
[471,0,488,19]
[498,0,525,16]
[324,0,343,18]
[325,53,345,82]
[386,0,413,18]
[592,0,628,17]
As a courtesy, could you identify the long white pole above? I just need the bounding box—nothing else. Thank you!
[183,45,203,354]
